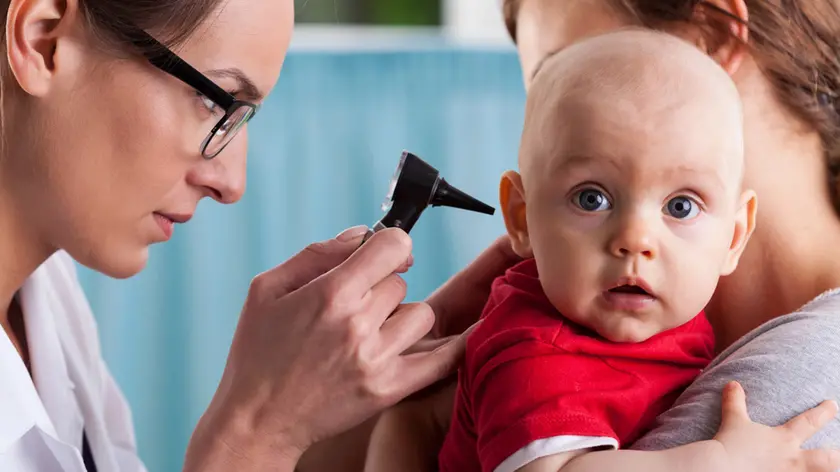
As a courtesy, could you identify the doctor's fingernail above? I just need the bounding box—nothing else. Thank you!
[336,225,369,241]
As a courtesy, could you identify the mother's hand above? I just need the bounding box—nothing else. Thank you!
[427,235,521,338]
[183,227,467,472]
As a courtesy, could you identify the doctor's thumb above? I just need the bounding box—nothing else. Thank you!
[335,225,370,242]
[256,226,370,298]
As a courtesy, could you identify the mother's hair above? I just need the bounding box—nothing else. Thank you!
[503,0,840,210]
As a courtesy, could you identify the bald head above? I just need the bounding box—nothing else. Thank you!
[519,28,744,192]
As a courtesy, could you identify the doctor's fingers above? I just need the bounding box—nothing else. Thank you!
[253,226,369,299]
[374,302,435,360]
[323,228,413,300]
[352,303,462,407]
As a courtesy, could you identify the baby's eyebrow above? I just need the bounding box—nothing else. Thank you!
[547,156,731,193]
[553,154,621,173]
[673,166,726,186]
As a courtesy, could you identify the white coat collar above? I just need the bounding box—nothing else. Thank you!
[19,261,85,451]
[0,256,87,471]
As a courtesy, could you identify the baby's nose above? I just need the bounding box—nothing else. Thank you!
[609,219,656,259]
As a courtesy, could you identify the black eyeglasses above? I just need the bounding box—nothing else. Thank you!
[127,29,259,159]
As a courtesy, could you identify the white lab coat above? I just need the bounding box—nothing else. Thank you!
[0,251,147,471]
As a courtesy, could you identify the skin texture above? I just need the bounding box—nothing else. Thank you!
[0,0,522,470]
[502,29,755,343]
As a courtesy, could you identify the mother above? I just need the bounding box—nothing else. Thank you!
[0,0,518,470]
[318,0,840,469]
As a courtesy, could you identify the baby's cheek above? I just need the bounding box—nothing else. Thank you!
[537,248,597,312]
[668,247,723,323]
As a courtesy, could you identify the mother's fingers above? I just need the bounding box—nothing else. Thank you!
[328,228,412,299]
[389,335,468,401]
[782,400,839,443]
[402,336,455,355]
[428,235,521,337]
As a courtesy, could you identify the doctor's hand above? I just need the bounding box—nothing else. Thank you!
[184,226,469,472]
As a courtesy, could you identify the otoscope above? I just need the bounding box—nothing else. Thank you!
[361,150,496,244]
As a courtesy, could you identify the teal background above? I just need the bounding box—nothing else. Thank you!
[75,48,525,471]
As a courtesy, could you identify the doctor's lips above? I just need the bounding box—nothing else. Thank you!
[157,212,193,224]
[153,212,193,239]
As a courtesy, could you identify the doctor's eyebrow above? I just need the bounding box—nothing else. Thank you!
[206,68,264,102]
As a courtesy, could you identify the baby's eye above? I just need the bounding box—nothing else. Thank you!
[663,196,700,219]
[573,188,612,212]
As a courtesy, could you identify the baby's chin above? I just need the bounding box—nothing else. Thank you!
[591,317,663,344]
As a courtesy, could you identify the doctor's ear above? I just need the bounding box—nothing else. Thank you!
[500,170,533,259]
[6,0,82,97]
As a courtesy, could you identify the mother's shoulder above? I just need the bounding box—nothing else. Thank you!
[710,288,840,368]
[748,287,840,336]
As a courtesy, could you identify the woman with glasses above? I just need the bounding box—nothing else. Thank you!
[0,0,515,470]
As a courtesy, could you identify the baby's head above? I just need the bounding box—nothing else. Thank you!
[501,29,757,343]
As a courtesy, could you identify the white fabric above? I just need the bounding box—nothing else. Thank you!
[0,251,147,471]
[494,435,618,472]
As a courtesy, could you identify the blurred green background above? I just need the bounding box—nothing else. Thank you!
[295,0,442,25]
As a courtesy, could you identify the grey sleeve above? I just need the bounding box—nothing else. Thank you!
[632,291,840,451]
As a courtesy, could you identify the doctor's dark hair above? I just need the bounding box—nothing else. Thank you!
[0,0,224,54]
[0,0,224,142]
[502,0,840,211]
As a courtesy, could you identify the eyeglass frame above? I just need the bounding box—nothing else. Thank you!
[126,28,260,159]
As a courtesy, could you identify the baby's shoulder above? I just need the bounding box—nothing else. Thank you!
[466,295,576,368]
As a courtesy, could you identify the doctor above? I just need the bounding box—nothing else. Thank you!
[0,0,518,470]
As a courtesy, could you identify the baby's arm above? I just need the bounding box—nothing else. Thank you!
[365,381,457,472]
[364,403,432,472]
[516,382,840,472]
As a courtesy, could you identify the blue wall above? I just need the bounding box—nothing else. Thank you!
[75,48,526,471]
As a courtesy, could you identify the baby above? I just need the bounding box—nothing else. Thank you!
[436,27,751,471]
[365,29,838,472]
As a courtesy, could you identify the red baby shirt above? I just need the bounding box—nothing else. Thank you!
[438,258,714,472]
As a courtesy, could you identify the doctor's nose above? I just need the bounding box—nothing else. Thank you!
[187,138,248,204]
[609,215,657,260]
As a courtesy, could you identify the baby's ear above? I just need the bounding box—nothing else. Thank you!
[500,171,533,258]
[721,189,757,275]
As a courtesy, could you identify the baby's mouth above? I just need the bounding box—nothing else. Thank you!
[608,284,651,296]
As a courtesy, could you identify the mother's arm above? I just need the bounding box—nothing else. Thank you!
[296,236,521,472]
